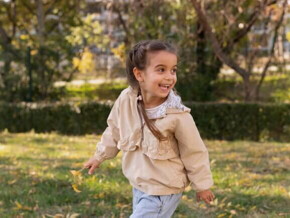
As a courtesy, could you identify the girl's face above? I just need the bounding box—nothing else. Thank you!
[134,50,177,107]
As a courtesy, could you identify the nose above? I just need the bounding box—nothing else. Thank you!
[165,71,175,81]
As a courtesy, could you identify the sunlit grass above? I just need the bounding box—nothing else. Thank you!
[62,82,128,102]
[0,131,289,217]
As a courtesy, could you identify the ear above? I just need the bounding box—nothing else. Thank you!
[133,67,144,82]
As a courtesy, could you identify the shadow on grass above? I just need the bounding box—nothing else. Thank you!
[177,189,290,218]
[1,155,290,217]
[0,156,132,217]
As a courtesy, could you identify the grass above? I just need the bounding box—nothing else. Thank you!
[0,131,289,217]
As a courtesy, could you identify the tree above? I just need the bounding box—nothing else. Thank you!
[102,0,288,101]
[191,0,288,101]
[65,14,110,77]
[107,0,214,100]
[0,0,84,102]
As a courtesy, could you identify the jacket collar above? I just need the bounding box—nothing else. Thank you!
[128,86,190,119]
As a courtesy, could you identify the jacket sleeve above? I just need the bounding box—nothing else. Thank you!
[174,112,214,192]
[93,97,121,163]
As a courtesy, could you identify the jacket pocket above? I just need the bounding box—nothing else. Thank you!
[141,125,178,160]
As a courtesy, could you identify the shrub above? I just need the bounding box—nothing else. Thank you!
[0,101,289,141]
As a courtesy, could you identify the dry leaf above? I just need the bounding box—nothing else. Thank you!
[15,201,23,209]
[68,213,80,218]
[14,201,33,211]
[70,170,81,177]
[53,214,64,218]
[8,179,17,185]
[72,184,81,193]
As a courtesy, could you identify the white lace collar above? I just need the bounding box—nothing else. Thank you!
[141,90,190,119]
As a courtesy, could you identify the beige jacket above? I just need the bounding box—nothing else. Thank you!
[94,86,213,195]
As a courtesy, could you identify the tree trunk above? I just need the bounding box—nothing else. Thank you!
[35,0,47,98]
[36,0,45,45]
[190,0,276,102]
[243,74,252,102]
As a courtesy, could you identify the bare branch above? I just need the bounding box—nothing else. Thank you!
[0,24,21,60]
[254,0,288,100]
[45,0,58,16]
[226,0,268,50]
[113,4,131,44]
[0,24,10,43]
[20,0,35,14]
[190,0,251,79]
[35,0,45,45]
[247,5,273,73]
[11,0,17,37]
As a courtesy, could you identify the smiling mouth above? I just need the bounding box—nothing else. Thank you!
[159,84,171,90]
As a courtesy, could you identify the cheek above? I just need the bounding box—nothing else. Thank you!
[173,75,177,83]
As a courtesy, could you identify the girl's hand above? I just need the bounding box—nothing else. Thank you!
[83,157,101,175]
[196,189,215,204]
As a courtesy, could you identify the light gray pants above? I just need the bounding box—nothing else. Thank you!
[130,187,182,218]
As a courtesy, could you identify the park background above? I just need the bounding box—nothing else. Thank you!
[0,0,290,217]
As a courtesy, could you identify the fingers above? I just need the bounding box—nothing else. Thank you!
[198,196,211,204]
[207,194,214,203]
[88,163,99,175]
[204,198,211,204]
[196,191,215,204]
[83,158,100,175]
[88,166,94,175]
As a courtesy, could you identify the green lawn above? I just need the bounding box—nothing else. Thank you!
[0,131,289,217]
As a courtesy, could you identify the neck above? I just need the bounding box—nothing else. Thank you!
[140,90,167,109]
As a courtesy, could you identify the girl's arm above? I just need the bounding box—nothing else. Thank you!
[174,112,214,192]
[84,97,121,174]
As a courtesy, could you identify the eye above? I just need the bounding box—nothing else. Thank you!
[157,68,165,73]
[171,68,177,74]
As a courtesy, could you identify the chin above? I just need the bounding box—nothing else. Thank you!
[159,92,170,98]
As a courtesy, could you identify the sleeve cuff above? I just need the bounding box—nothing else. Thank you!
[191,180,214,192]
[93,152,106,163]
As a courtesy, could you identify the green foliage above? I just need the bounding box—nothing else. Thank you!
[66,14,110,76]
[0,102,111,135]
[0,0,84,102]
[66,14,109,49]
[0,101,289,141]
[0,132,289,217]
[212,73,290,103]
[122,0,217,101]
[271,88,290,103]
[188,102,290,142]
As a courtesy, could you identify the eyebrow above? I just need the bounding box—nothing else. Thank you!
[154,64,177,68]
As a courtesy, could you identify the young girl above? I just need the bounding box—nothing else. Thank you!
[84,40,214,217]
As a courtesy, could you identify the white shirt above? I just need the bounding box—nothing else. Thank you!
[145,100,167,119]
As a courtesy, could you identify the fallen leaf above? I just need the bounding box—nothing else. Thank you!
[53,214,64,218]
[15,201,22,209]
[72,184,81,193]
[14,201,33,211]
[70,170,81,177]
[217,213,227,218]
[68,213,80,218]
[8,179,17,185]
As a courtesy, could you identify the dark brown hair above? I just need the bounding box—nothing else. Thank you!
[126,40,177,141]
